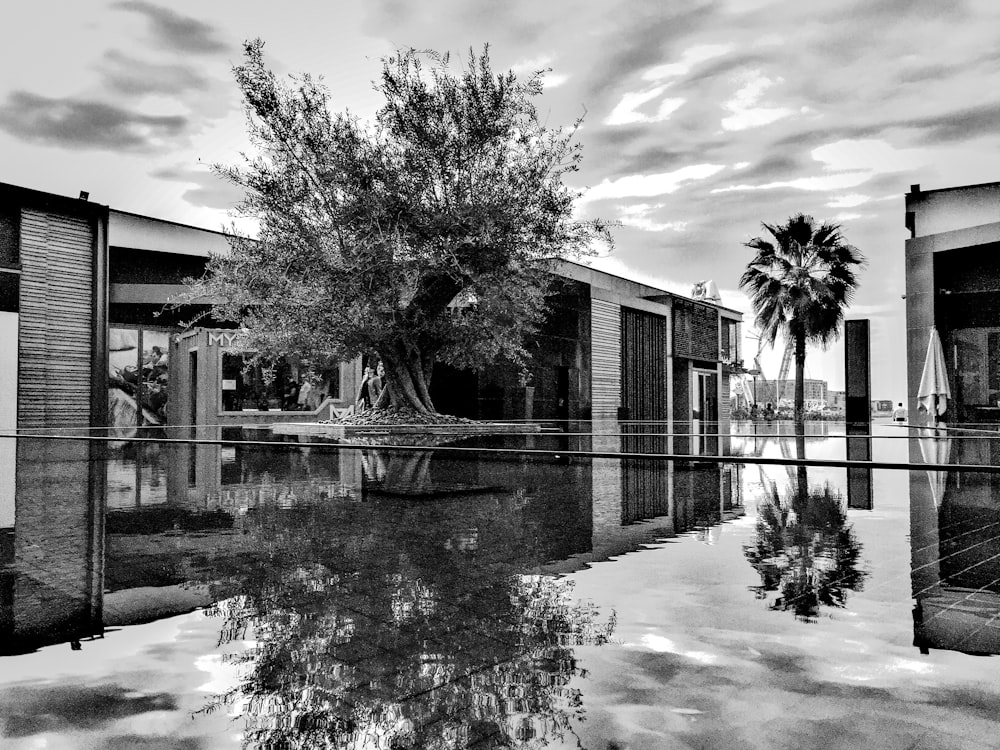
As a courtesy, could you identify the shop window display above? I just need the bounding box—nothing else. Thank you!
[108,327,171,431]
[221,352,340,412]
[107,327,172,509]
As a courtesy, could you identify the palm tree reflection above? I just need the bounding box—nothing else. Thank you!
[745,485,866,621]
[198,497,616,749]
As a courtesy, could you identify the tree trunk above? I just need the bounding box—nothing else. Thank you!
[375,343,437,413]
[793,327,808,502]
[383,450,433,490]
[794,328,807,423]
[794,416,808,503]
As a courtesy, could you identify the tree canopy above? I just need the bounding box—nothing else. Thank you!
[739,214,865,421]
[201,40,611,414]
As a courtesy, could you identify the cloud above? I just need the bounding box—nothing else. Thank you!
[720,71,795,132]
[909,101,1000,144]
[772,100,1000,158]
[96,50,210,96]
[641,43,733,81]
[111,1,229,54]
[832,0,970,22]
[97,736,202,750]
[617,203,688,232]
[811,138,930,173]
[723,153,807,185]
[0,684,177,735]
[681,51,773,86]
[583,163,725,203]
[711,172,873,194]
[0,91,187,151]
[543,72,569,88]
[710,138,932,197]
[605,86,685,125]
[151,164,245,210]
[827,194,871,208]
[510,53,554,74]
[581,2,721,98]
[510,55,569,88]
[585,255,693,296]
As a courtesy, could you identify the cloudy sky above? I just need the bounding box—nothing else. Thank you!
[4,0,1000,395]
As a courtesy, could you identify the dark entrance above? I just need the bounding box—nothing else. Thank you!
[430,363,479,419]
[188,351,198,427]
[556,366,570,421]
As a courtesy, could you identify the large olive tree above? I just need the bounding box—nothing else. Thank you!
[203,41,611,414]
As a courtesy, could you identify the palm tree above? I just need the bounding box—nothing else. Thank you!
[740,214,865,422]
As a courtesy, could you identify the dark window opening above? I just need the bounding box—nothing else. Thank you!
[0,208,19,269]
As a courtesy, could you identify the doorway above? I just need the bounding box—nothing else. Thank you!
[692,368,719,455]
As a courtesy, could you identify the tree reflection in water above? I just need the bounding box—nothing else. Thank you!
[744,485,867,621]
[197,495,616,749]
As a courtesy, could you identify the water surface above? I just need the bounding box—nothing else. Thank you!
[1,422,999,748]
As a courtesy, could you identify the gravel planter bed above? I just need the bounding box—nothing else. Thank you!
[271,408,542,441]
[319,407,476,427]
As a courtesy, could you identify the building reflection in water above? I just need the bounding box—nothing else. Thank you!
[0,438,105,653]
[911,430,1000,655]
[0,420,744,746]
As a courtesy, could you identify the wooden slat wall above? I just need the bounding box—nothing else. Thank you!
[591,298,621,418]
[673,301,719,361]
[19,209,94,430]
[621,307,667,421]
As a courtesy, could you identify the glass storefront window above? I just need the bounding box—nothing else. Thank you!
[141,331,170,424]
[108,327,171,429]
[221,354,290,411]
[109,327,140,431]
[107,327,173,509]
[949,327,1000,420]
[953,329,986,407]
[221,352,341,412]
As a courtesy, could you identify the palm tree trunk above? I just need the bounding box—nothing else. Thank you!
[794,327,808,501]
[794,328,806,422]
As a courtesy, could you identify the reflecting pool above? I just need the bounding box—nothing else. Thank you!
[1,421,1000,748]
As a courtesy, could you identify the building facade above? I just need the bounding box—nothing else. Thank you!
[905,182,1000,424]
[426,261,742,451]
[0,181,740,440]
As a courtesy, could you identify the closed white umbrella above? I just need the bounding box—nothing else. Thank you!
[918,326,951,423]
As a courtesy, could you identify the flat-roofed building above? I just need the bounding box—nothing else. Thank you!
[905,182,1000,425]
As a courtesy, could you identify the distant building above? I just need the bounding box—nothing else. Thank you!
[751,378,827,406]
[905,182,1000,424]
